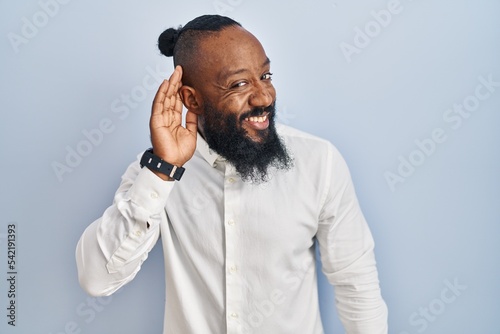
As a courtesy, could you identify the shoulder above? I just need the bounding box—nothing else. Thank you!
[276,123,340,158]
[276,123,328,142]
[276,124,350,182]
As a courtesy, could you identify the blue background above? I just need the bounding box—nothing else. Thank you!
[1,0,499,333]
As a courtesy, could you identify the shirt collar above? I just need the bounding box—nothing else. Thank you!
[196,133,225,167]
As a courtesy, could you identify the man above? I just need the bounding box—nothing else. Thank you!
[76,14,388,334]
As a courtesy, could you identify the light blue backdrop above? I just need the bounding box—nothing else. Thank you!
[1,0,499,333]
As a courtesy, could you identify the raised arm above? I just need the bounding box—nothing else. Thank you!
[75,66,197,296]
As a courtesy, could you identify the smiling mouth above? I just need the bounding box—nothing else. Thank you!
[244,112,269,123]
[242,112,270,131]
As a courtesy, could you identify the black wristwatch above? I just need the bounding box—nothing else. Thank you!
[140,148,185,181]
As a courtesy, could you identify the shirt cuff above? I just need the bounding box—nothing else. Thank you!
[126,166,175,214]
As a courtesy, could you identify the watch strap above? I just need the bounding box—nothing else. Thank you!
[140,148,185,181]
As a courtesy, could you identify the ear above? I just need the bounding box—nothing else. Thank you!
[179,85,203,115]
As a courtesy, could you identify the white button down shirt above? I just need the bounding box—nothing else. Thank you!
[76,124,388,334]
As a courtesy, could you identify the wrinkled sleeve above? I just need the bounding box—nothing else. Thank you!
[75,155,174,297]
[316,144,388,334]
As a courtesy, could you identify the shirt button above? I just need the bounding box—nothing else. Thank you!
[230,312,238,318]
[227,219,235,226]
[229,265,237,273]
[227,177,235,183]
[150,192,158,199]
[134,230,142,237]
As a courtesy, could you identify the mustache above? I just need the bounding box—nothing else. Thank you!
[239,102,276,122]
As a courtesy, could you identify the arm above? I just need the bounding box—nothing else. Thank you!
[75,66,198,296]
[316,145,388,333]
[76,163,171,296]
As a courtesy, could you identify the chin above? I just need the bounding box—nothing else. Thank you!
[246,129,269,144]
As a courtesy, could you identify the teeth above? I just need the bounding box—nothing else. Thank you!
[245,115,267,123]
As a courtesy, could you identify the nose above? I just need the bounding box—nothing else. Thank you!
[248,81,274,108]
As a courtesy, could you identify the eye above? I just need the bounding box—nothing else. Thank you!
[261,72,273,80]
[231,81,248,88]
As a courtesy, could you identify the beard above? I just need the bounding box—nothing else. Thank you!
[200,101,293,183]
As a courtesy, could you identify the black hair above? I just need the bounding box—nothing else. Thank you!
[157,15,241,67]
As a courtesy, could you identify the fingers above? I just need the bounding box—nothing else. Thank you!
[152,66,183,116]
[185,110,198,135]
[152,80,169,115]
[165,66,182,99]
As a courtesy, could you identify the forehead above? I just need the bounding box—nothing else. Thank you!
[197,26,269,81]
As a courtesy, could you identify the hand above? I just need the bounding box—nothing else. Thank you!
[149,66,197,178]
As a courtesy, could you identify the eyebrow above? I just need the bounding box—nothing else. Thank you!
[219,57,271,81]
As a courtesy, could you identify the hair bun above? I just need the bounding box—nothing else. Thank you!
[158,27,181,57]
